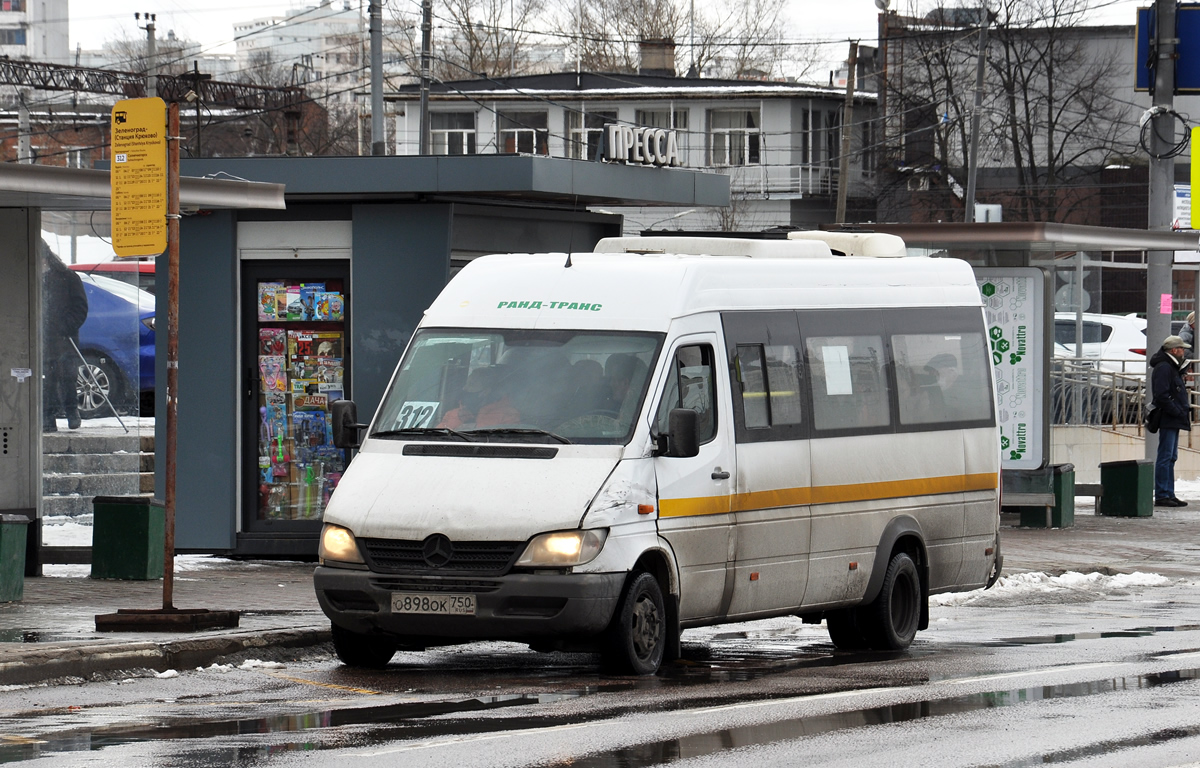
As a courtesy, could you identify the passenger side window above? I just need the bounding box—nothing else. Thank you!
[655,344,717,443]
[806,335,891,432]
[893,332,992,425]
[734,343,803,428]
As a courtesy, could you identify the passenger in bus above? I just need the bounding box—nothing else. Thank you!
[566,359,606,411]
[928,353,975,420]
[437,367,521,428]
[603,353,648,420]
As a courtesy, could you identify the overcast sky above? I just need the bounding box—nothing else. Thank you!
[70,0,1147,68]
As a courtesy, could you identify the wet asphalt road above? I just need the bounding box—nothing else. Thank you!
[2,571,1200,767]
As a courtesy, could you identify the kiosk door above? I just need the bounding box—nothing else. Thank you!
[241,261,350,538]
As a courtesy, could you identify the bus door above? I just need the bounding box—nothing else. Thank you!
[653,337,735,622]
[722,311,811,616]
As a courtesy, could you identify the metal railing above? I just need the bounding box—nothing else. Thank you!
[1051,356,1200,446]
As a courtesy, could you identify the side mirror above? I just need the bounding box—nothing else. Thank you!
[667,408,699,458]
[331,399,366,449]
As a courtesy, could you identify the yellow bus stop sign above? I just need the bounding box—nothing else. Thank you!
[1193,127,1200,219]
[111,97,167,258]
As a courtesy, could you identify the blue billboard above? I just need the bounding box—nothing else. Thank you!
[1136,4,1200,93]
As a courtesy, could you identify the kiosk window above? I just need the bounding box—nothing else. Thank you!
[806,334,891,431]
[893,332,992,425]
[656,344,717,443]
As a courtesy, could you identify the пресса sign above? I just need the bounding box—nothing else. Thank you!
[604,124,682,167]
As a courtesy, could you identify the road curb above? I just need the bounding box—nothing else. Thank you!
[0,625,331,686]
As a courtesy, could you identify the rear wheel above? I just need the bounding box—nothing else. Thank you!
[331,623,397,669]
[604,571,666,675]
[861,552,922,650]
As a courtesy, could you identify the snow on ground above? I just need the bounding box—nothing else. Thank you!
[40,555,245,579]
[932,570,1174,608]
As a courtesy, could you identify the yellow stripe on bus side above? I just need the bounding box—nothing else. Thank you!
[658,472,998,518]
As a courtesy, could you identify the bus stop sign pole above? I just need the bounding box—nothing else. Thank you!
[96,101,238,632]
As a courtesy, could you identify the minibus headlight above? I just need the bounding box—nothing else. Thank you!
[516,529,608,567]
[319,523,364,564]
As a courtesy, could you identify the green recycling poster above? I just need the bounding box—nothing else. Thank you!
[975,268,1044,470]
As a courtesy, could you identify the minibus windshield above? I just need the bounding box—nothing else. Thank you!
[372,329,664,444]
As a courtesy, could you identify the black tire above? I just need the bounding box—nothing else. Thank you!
[862,552,922,650]
[826,607,871,650]
[331,622,397,669]
[605,571,667,675]
[76,354,125,418]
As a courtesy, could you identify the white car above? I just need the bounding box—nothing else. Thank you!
[1053,312,1147,375]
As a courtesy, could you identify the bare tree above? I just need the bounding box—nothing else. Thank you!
[879,0,1132,223]
[388,0,545,81]
[548,0,796,79]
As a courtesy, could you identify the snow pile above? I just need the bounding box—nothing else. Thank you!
[932,570,1172,608]
[238,659,286,670]
[155,669,179,679]
[198,663,235,673]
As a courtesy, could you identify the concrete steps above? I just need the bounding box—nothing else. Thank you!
[42,431,155,519]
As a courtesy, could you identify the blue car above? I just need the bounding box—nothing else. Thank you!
[75,273,155,418]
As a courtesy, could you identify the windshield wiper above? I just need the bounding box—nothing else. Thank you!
[369,427,473,442]
[467,428,573,445]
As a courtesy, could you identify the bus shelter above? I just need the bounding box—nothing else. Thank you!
[848,222,1200,486]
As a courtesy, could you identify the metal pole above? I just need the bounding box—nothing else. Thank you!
[419,0,433,155]
[164,101,180,611]
[16,91,30,163]
[835,41,858,224]
[145,16,157,99]
[1074,252,1084,422]
[964,5,989,223]
[194,62,202,158]
[1146,0,1177,461]
[369,1,385,156]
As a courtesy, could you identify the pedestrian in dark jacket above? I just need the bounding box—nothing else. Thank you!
[41,245,88,432]
[1151,335,1192,506]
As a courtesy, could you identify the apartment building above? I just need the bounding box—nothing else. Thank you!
[384,69,877,232]
[0,0,68,64]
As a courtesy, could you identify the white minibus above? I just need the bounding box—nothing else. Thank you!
[315,233,1003,674]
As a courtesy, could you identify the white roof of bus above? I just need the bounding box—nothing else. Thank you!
[422,252,983,332]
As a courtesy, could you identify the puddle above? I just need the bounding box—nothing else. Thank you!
[4,664,1198,764]
[544,668,1200,768]
[992,624,1200,646]
[981,723,1200,767]
[0,690,590,763]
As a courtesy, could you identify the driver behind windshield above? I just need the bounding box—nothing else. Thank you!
[437,366,521,429]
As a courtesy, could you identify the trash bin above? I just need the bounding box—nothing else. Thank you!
[0,515,29,602]
[1099,459,1154,517]
[1012,463,1074,528]
[91,497,165,580]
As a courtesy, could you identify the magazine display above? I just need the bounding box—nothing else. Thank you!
[254,279,348,521]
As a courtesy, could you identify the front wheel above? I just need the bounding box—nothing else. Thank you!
[862,552,922,650]
[77,355,125,418]
[331,622,397,669]
[604,572,667,675]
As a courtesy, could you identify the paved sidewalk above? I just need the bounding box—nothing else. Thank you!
[1,503,1198,686]
[0,557,329,685]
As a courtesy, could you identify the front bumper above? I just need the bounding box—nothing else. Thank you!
[314,566,625,641]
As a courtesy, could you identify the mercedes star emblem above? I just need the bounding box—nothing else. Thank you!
[422,533,454,568]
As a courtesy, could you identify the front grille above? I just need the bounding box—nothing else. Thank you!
[361,538,524,575]
[371,576,503,593]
